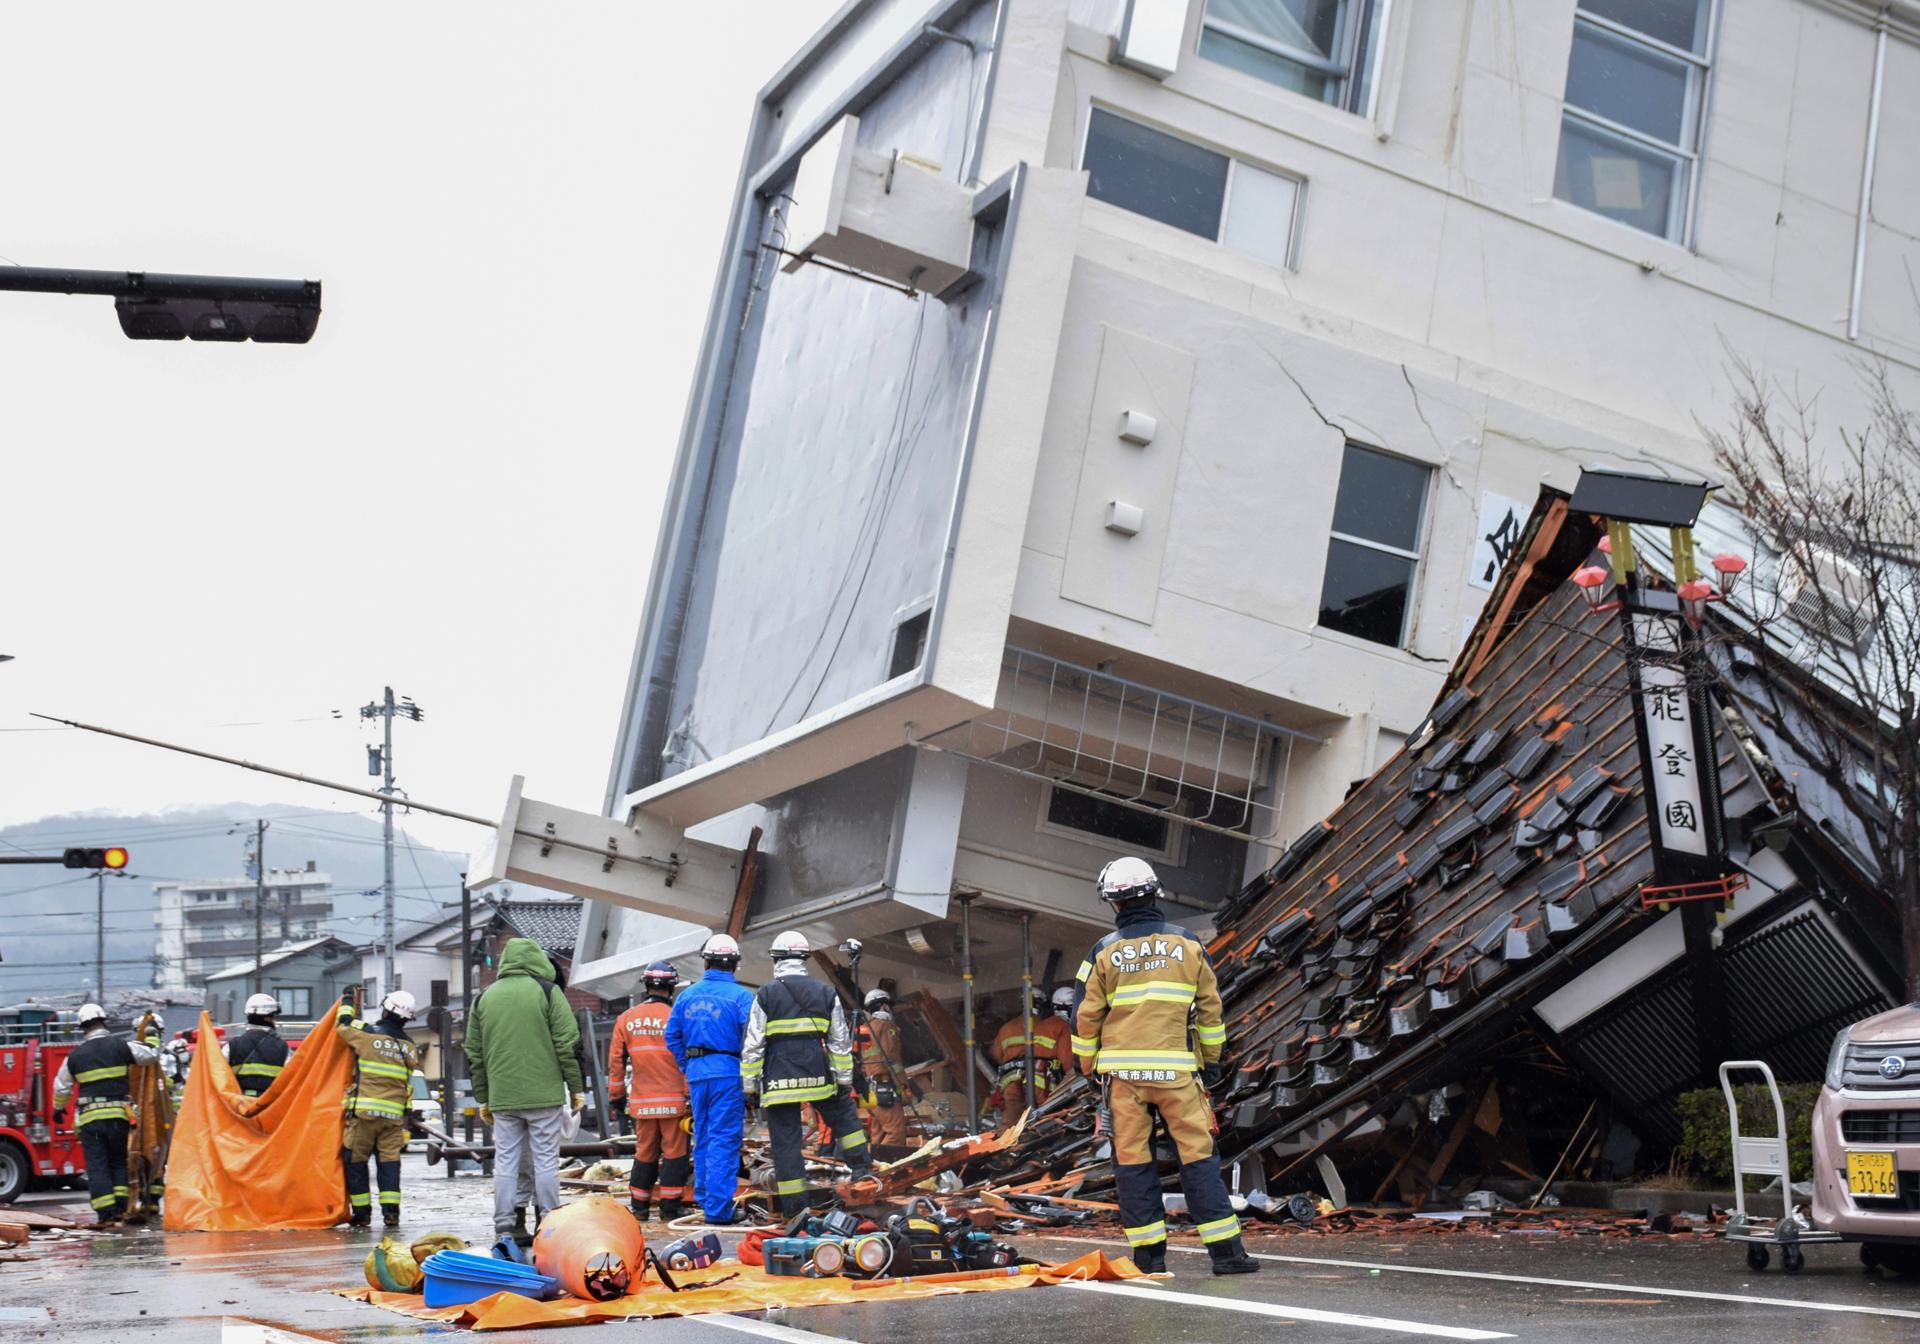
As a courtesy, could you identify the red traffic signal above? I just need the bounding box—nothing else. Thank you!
[63,846,129,870]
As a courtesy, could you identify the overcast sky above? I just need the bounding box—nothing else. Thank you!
[1,2,841,858]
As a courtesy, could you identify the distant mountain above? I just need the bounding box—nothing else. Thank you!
[0,803,472,1000]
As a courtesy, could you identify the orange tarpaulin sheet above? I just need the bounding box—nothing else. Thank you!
[340,1250,1142,1329]
[164,1000,355,1231]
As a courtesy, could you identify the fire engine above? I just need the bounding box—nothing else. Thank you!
[0,1007,89,1204]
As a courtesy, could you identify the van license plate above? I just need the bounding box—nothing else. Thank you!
[1846,1150,1898,1197]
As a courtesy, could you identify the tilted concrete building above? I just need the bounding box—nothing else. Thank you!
[517,0,1919,1010]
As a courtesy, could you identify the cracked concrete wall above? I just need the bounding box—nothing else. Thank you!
[996,0,1920,831]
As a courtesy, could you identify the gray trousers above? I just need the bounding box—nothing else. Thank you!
[492,1107,565,1233]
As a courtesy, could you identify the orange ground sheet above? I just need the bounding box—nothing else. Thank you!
[339,1249,1142,1328]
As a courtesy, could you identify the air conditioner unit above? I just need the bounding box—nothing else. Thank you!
[781,114,974,297]
[1778,546,1876,652]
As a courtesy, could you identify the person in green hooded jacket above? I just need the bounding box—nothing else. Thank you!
[467,937,585,1237]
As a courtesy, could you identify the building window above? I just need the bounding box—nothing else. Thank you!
[272,986,311,1017]
[888,609,931,680]
[1039,782,1180,862]
[1198,0,1389,116]
[363,977,377,1004]
[1318,443,1429,647]
[1082,108,1302,270]
[1554,0,1713,242]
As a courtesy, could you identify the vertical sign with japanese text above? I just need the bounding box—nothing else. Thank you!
[1631,613,1707,858]
[1471,492,1528,591]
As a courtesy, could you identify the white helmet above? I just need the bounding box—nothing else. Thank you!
[769,930,811,962]
[1096,856,1161,905]
[864,988,892,1011]
[77,1002,108,1028]
[1051,985,1076,1012]
[701,933,741,967]
[380,990,417,1020]
[245,993,281,1018]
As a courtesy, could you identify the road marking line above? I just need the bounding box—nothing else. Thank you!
[1060,1280,1511,1339]
[691,1315,850,1342]
[1041,1236,1920,1322]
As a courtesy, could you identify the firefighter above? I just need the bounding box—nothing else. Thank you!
[227,993,290,1098]
[856,988,908,1146]
[608,960,691,1222]
[1072,857,1258,1276]
[1034,984,1078,1086]
[337,990,422,1228]
[739,930,874,1217]
[664,933,755,1224]
[989,988,1049,1127]
[52,1004,162,1227]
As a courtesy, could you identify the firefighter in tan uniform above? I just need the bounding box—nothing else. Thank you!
[337,990,422,1228]
[1072,857,1258,1277]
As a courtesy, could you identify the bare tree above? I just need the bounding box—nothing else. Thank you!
[1705,359,1920,998]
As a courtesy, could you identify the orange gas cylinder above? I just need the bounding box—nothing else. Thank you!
[531,1196,647,1301]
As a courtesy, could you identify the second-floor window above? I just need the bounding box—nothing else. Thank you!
[1082,108,1302,269]
[1197,0,1388,115]
[1319,443,1430,647]
[1553,0,1714,243]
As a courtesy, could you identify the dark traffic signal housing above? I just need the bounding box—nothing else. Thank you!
[0,266,321,343]
[63,847,129,870]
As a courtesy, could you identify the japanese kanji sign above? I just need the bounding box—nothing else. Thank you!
[1471,492,1527,590]
[1632,613,1708,858]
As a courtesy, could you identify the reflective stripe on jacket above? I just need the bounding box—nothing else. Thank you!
[609,996,688,1117]
[335,1007,420,1117]
[741,967,852,1106]
[1073,909,1224,1080]
[227,1026,290,1095]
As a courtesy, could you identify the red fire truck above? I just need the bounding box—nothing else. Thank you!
[0,1008,89,1204]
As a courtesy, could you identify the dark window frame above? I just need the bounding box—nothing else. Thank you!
[1317,442,1431,649]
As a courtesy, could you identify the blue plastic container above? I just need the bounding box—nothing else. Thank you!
[419,1250,561,1308]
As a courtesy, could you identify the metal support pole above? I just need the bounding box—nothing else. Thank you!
[461,875,476,1149]
[96,871,105,995]
[1021,913,1036,1114]
[959,892,977,1132]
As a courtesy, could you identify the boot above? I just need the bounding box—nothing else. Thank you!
[348,1207,373,1228]
[1131,1241,1167,1274]
[512,1206,530,1239]
[1209,1236,1261,1276]
[659,1198,683,1222]
[630,1199,651,1223]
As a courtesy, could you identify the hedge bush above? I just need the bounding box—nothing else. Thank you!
[1674,1082,1821,1187]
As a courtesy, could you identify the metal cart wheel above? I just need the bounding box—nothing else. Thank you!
[1746,1244,1770,1272]
[1782,1245,1805,1274]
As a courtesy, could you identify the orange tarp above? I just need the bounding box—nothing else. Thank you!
[163,1000,355,1231]
[340,1250,1142,1329]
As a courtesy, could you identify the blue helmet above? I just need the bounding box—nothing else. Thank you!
[643,960,679,996]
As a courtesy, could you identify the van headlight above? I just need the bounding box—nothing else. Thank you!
[1825,1028,1852,1090]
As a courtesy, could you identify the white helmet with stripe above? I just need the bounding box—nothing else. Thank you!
[1051,985,1077,1012]
[381,990,417,1020]
[769,929,811,962]
[245,993,281,1018]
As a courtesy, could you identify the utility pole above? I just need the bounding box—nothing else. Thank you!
[96,871,105,995]
[252,819,268,996]
[360,687,424,1000]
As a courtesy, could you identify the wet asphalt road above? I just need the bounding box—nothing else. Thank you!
[7,1154,1920,1342]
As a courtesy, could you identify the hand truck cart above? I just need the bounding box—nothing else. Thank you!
[1718,1060,1841,1272]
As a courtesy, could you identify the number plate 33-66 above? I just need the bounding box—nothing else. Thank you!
[1846,1150,1898,1197]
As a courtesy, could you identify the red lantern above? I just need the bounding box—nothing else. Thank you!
[1678,577,1715,627]
[1572,565,1612,612]
[1711,552,1746,599]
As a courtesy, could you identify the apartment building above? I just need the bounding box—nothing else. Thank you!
[569,0,1920,1003]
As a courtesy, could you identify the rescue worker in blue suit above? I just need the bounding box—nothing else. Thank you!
[664,933,756,1223]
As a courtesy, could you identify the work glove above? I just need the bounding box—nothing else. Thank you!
[570,1093,587,1113]
[478,1104,494,1127]
[620,1112,635,1137]
[1201,1063,1224,1093]
[742,1088,759,1112]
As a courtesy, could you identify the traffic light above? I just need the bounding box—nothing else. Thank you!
[63,846,129,870]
